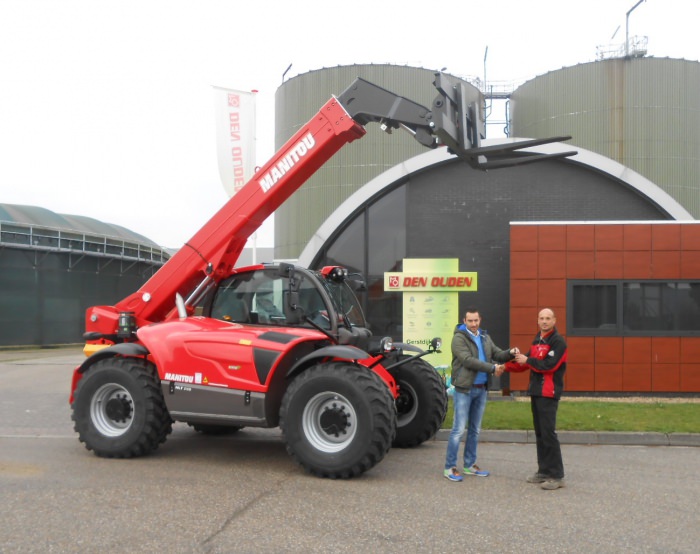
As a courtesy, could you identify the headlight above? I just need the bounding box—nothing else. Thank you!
[379,336,394,352]
[330,267,347,281]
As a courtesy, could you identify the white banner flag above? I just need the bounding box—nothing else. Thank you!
[214,87,257,197]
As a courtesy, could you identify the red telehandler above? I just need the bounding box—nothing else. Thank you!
[70,73,573,478]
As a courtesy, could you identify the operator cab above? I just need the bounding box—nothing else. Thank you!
[206,264,371,349]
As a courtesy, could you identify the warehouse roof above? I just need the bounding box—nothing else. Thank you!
[0,203,160,247]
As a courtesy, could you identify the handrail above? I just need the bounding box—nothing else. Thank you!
[0,220,171,263]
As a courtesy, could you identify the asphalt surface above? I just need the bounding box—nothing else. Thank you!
[1,347,699,553]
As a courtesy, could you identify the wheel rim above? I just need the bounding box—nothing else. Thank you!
[90,382,135,437]
[395,381,418,428]
[302,391,357,453]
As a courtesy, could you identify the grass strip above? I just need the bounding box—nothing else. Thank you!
[442,398,700,433]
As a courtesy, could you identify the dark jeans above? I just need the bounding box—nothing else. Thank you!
[531,396,564,479]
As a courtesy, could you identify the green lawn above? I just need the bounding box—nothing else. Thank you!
[442,397,700,433]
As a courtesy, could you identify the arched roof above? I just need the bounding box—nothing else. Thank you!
[298,139,693,266]
[0,203,160,247]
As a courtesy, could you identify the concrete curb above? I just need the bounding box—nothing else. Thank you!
[435,429,700,447]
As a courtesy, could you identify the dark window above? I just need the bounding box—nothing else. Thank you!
[312,186,407,339]
[572,283,617,331]
[569,280,700,336]
[624,282,700,332]
[364,276,403,337]
[368,187,406,275]
[366,187,406,338]
[325,213,365,275]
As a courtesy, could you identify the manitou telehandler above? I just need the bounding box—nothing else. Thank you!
[70,73,573,478]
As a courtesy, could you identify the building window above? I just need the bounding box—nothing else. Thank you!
[311,185,407,339]
[568,280,700,336]
[572,283,618,331]
[324,213,365,275]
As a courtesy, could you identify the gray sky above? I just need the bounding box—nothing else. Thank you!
[1,0,698,248]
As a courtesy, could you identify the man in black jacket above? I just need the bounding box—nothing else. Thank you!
[512,308,568,490]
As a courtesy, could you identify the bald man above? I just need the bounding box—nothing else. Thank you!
[513,308,568,490]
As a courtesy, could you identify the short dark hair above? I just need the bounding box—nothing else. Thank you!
[464,307,480,317]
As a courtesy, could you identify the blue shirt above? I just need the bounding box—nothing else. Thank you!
[459,324,489,385]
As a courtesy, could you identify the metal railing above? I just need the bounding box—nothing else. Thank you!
[596,36,648,61]
[0,220,171,263]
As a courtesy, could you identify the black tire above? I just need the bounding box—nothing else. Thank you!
[389,356,448,447]
[279,362,396,479]
[71,357,172,458]
[187,423,243,435]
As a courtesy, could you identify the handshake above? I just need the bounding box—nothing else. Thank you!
[493,347,522,377]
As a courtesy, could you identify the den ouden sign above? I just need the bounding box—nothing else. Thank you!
[384,272,478,292]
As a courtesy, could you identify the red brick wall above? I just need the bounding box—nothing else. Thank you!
[509,222,700,393]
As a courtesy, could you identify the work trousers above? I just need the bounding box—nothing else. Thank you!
[531,395,564,479]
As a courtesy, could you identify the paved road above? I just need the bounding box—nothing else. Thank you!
[1,348,699,553]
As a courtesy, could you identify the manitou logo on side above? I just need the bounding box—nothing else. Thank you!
[259,133,316,192]
[164,373,195,384]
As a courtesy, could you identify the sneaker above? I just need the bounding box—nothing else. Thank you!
[443,467,463,482]
[463,464,490,477]
[526,473,548,484]
[541,479,565,490]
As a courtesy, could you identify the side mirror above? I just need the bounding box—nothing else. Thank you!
[346,271,367,291]
[283,291,303,324]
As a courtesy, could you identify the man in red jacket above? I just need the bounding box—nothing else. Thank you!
[511,308,568,490]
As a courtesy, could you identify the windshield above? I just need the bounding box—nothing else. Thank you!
[211,268,333,329]
[209,266,367,331]
[320,279,366,328]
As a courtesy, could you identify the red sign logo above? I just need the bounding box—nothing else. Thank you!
[388,275,400,288]
[228,93,240,107]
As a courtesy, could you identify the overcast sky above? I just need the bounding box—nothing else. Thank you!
[1,0,698,248]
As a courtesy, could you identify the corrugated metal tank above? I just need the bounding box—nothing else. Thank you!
[274,65,482,260]
[0,205,168,346]
[511,57,700,218]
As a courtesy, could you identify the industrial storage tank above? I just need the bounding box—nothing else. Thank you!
[274,64,483,260]
[510,57,700,218]
[0,204,169,346]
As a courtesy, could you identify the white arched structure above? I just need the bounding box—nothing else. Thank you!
[298,139,693,266]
